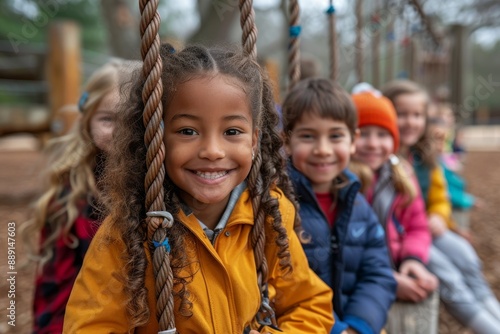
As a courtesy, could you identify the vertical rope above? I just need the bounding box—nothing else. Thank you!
[385,17,395,81]
[371,1,381,88]
[327,1,338,81]
[239,0,258,60]
[139,0,175,331]
[288,0,301,90]
[239,0,281,330]
[355,0,364,83]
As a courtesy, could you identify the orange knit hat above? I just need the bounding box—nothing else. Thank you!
[351,90,400,152]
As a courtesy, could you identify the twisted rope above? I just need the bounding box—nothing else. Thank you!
[288,0,300,90]
[239,0,258,60]
[385,18,395,81]
[355,0,364,83]
[327,0,338,81]
[372,1,381,88]
[139,0,175,331]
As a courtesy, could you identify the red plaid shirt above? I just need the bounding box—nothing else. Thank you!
[33,192,101,333]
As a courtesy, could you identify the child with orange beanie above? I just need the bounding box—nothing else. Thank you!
[350,86,439,306]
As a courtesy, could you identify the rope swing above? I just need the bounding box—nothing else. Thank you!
[326,0,338,81]
[288,0,301,90]
[239,0,258,60]
[139,0,175,332]
[355,0,364,83]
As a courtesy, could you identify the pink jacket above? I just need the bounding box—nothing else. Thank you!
[366,171,431,267]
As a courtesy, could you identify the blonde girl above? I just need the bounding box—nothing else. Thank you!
[21,59,139,334]
[382,79,500,333]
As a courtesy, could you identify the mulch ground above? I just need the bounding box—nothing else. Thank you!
[0,149,499,333]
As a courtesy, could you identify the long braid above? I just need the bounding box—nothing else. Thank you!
[238,0,270,317]
[247,152,269,289]
[238,0,294,328]
[139,0,175,331]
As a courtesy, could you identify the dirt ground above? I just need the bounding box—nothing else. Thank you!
[0,147,499,333]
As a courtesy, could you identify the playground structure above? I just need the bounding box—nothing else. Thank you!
[0,1,500,334]
[1,1,499,142]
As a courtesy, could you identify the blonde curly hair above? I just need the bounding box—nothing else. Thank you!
[21,59,140,269]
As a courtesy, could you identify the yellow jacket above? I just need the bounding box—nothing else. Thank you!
[427,166,455,229]
[63,188,334,333]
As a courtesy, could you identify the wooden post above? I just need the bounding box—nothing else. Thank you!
[386,291,439,334]
[46,21,81,135]
[264,59,281,103]
[405,38,418,81]
[450,24,466,122]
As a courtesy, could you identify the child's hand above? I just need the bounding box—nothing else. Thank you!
[428,214,447,237]
[394,271,429,302]
[399,259,438,292]
[249,331,260,334]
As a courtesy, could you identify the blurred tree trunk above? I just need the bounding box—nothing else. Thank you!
[100,0,140,59]
[188,0,239,44]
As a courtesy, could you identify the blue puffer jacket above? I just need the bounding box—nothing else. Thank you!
[289,164,397,334]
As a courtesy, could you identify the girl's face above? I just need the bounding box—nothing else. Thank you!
[286,112,355,193]
[393,93,427,148]
[90,89,119,153]
[354,126,394,172]
[164,75,258,211]
[429,123,447,154]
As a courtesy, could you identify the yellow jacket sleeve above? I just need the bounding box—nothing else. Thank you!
[264,190,335,333]
[428,166,455,229]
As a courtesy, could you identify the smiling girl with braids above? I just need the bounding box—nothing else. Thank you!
[63,44,334,334]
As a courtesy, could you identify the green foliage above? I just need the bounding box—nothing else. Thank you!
[0,0,107,52]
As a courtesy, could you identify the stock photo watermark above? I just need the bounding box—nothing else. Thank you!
[5,221,17,327]
[8,0,66,53]
[213,0,240,21]
[455,74,500,120]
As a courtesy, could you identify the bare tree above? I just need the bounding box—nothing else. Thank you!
[100,0,140,59]
[188,0,240,44]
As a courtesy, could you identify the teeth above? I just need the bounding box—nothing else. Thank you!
[196,171,228,179]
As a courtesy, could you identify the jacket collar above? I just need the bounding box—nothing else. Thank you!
[287,161,361,208]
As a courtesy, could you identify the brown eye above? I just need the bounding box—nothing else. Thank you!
[224,129,242,136]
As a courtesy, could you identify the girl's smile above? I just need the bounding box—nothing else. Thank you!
[163,74,258,225]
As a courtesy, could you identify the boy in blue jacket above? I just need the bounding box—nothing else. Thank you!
[282,78,397,334]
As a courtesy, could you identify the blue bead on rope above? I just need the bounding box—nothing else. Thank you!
[289,25,301,38]
[326,4,335,15]
[153,238,171,253]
